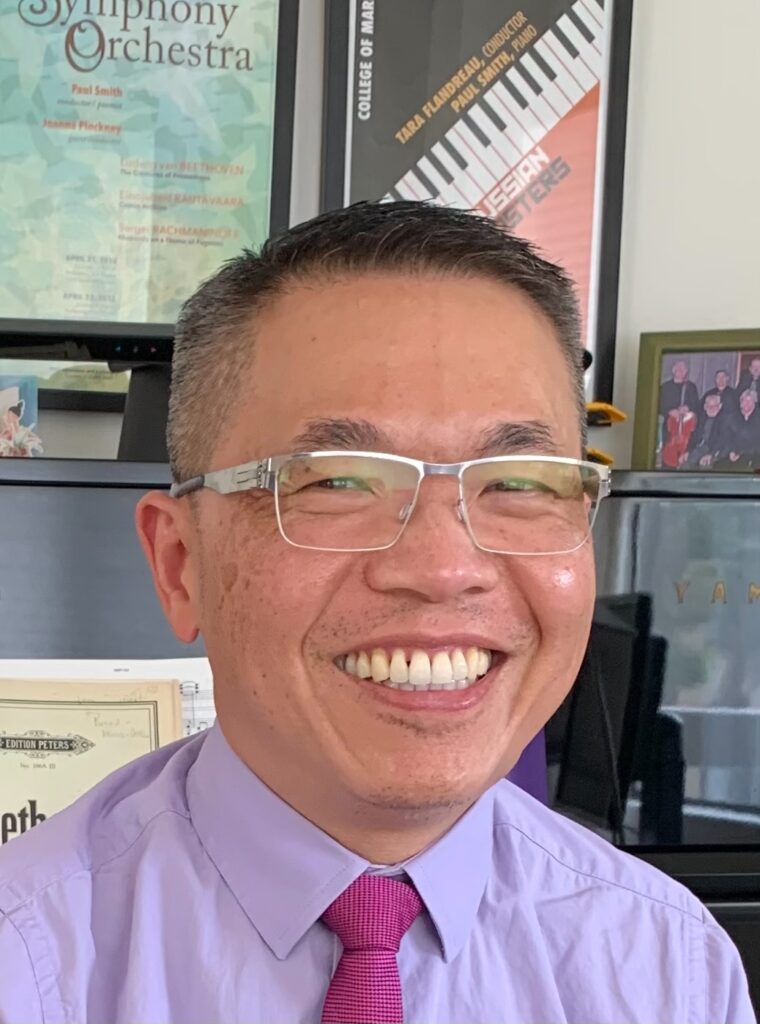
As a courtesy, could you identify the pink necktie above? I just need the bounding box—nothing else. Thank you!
[321,874,423,1024]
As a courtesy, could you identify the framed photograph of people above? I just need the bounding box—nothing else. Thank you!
[632,329,760,472]
[321,0,634,402]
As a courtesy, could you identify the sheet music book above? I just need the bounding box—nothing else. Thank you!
[0,658,216,737]
[0,675,184,845]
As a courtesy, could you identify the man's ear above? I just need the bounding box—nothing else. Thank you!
[135,491,200,644]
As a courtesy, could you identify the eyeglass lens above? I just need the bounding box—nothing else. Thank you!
[275,454,601,553]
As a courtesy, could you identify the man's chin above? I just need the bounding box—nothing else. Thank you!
[353,771,492,819]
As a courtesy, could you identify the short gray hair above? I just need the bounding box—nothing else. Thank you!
[168,200,586,479]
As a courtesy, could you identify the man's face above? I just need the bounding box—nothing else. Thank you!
[751,359,760,379]
[163,273,595,816]
[715,372,729,390]
[672,361,688,383]
[704,396,721,418]
[741,391,757,416]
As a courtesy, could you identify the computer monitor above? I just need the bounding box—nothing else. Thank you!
[0,320,173,460]
[0,317,173,364]
[549,593,656,838]
[0,458,202,660]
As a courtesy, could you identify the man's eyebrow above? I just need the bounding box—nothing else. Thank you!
[473,421,559,457]
[290,418,391,452]
[290,417,559,458]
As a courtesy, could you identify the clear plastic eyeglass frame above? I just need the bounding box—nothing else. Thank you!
[171,450,611,556]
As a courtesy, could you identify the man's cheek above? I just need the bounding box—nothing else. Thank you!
[531,557,595,650]
[555,551,594,598]
[522,553,592,599]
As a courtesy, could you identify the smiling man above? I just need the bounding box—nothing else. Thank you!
[0,202,754,1023]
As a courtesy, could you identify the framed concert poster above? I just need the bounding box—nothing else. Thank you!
[321,0,633,402]
[0,0,298,338]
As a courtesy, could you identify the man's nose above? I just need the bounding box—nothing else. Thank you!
[363,485,502,603]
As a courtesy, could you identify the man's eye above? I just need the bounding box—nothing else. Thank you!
[491,478,552,493]
[310,477,372,491]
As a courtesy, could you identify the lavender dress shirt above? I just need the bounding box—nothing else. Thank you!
[0,723,754,1024]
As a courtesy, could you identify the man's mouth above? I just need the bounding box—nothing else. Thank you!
[333,645,501,693]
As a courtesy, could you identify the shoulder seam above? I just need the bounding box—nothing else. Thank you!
[0,907,48,1022]
[0,807,191,915]
[494,820,705,924]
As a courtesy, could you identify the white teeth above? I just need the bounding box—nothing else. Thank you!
[465,647,480,683]
[371,649,390,682]
[451,648,468,681]
[389,649,409,684]
[431,651,453,685]
[340,644,497,691]
[356,652,372,679]
[409,650,432,686]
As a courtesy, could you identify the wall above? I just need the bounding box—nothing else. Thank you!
[33,0,760,465]
[596,0,760,465]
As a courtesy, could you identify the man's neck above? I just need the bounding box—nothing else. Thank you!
[326,808,466,864]
[221,723,475,863]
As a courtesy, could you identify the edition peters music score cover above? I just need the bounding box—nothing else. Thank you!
[0,677,183,845]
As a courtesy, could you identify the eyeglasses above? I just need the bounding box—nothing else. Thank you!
[171,451,610,556]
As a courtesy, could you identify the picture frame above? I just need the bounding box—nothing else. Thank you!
[632,329,760,472]
[320,0,634,403]
[0,0,299,387]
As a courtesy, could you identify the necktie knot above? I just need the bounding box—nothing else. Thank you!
[322,874,423,954]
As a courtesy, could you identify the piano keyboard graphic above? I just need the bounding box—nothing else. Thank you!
[383,0,605,211]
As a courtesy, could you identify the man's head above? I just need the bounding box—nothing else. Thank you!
[137,201,596,854]
[704,394,722,418]
[672,360,689,383]
[166,202,587,479]
[750,357,760,380]
[740,389,758,417]
[715,371,730,391]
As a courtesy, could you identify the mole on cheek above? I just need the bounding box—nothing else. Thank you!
[221,562,239,593]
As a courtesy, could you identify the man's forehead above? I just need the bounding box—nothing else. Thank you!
[288,416,561,458]
[234,274,584,463]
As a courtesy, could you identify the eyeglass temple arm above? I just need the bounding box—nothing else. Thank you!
[598,469,612,500]
[170,460,275,499]
[170,476,205,498]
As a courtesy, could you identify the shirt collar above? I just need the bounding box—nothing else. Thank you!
[187,723,495,963]
[403,789,495,962]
